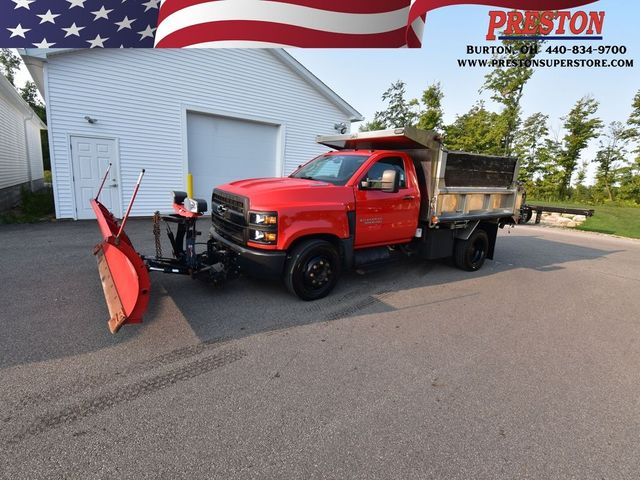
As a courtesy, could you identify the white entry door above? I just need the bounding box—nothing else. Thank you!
[71,136,121,220]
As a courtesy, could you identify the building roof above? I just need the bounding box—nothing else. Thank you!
[0,72,46,129]
[19,48,363,122]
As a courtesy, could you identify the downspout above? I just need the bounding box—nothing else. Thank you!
[22,111,34,191]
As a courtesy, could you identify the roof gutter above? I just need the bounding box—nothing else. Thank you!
[0,71,46,128]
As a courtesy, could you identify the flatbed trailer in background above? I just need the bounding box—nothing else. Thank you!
[520,204,595,224]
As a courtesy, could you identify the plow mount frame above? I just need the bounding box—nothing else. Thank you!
[143,191,241,284]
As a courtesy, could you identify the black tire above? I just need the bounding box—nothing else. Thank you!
[519,207,532,224]
[454,229,489,271]
[284,239,341,301]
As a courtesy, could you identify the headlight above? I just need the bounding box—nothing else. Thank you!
[250,211,277,225]
[250,229,277,243]
[249,211,277,244]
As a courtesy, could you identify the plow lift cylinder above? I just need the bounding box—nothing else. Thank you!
[91,167,151,334]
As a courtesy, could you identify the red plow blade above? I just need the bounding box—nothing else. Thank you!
[90,168,150,333]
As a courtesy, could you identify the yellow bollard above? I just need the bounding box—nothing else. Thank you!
[187,173,193,199]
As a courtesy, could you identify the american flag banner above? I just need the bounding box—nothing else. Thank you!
[2,0,160,48]
[1,0,597,49]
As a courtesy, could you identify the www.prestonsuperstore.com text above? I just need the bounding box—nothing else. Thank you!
[459,44,633,68]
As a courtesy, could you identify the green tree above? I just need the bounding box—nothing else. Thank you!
[573,160,591,203]
[512,112,549,183]
[481,39,542,156]
[627,90,640,136]
[20,81,46,123]
[416,82,444,132]
[625,90,640,160]
[558,96,603,198]
[618,159,640,203]
[530,137,564,200]
[359,118,387,132]
[443,101,505,155]
[0,48,21,86]
[20,80,49,170]
[594,121,627,201]
[360,80,418,131]
[378,80,418,128]
[618,90,640,203]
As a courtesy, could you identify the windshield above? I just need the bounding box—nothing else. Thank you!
[290,154,369,186]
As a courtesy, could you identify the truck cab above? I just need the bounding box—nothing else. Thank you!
[209,127,523,300]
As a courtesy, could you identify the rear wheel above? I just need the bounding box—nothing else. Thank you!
[284,239,341,301]
[519,207,532,224]
[454,229,489,271]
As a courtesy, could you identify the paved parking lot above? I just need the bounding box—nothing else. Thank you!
[1,220,639,479]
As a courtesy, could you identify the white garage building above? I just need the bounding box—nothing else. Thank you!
[0,72,45,211]
[19,49,362,219]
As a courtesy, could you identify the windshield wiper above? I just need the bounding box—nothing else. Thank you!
[298,176,316,180]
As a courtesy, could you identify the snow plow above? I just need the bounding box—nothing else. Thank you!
[91,165,241,333]
[91,166,150,333]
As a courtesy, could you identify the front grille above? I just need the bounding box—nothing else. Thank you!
[212,191,245,215]
[211,189,248,245]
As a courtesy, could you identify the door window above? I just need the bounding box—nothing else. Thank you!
[363,157,406,189]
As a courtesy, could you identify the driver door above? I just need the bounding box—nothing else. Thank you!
[354,154,420,247]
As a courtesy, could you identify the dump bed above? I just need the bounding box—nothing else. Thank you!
[317,127,523,225]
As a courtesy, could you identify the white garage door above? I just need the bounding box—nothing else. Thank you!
[187,112,280,207]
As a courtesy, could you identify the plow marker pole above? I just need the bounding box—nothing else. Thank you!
[116,169,145,243]
[95,163,111,201]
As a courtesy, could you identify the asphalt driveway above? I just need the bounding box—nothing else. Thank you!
[1,220,639,479]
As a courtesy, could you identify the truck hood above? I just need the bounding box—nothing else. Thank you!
[224,177,330,193]
[217,177,353,210]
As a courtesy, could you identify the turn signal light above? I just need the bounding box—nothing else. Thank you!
[251,230,277,243]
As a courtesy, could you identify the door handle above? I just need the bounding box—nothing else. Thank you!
[402,195,415,200]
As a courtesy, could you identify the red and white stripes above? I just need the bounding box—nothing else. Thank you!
[154,0,597,48]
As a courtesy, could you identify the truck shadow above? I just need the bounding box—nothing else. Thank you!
[0,220,623,370]
[159,231,622,344]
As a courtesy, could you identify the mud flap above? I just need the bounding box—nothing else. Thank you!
[91,198,150,333]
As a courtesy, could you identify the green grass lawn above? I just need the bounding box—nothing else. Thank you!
[528,200,640,239]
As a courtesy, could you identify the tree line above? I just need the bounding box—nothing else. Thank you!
[360,40,640,205]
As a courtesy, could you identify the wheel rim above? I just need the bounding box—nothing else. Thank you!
[470,238,487,266]
[302,255,334,292]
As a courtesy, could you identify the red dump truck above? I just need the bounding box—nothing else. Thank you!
[92,127,524,333]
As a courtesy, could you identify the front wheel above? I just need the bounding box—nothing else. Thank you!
[454,229,489,271]
[284,239,341,301]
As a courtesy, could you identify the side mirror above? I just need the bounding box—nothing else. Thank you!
[380,169,400,193]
